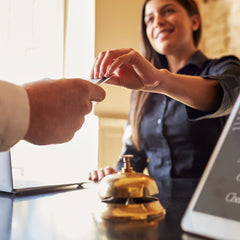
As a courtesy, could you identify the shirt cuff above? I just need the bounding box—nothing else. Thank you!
[0,80,30,151]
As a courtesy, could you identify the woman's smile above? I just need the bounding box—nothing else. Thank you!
[154,27,174,41]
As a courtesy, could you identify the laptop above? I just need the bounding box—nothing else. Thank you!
[181,94,240,240]
[0,149,87,194]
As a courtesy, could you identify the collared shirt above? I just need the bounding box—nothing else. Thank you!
[0,80,30,151]
[116,51,240,180]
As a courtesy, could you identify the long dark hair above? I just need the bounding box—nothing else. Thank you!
[130,0,202,150]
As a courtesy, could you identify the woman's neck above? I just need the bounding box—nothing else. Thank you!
[166,48,198,73]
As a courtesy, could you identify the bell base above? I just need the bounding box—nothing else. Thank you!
[93,197,166,222]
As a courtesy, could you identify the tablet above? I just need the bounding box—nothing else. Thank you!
[181,94,240,240]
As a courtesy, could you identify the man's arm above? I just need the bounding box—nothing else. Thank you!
[0,78,105,151]
[0,80,30,151]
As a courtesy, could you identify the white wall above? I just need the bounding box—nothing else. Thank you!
[0,0,98,181]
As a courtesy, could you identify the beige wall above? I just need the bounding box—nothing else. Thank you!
[94,0,144,168]
[94,0,145,119]
[198,0,240,58]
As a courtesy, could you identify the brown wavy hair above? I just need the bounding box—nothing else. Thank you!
[130,0,202,150]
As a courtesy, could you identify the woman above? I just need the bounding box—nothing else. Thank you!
[89,0,240,182]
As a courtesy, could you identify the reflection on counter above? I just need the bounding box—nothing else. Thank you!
[182,233,209,240]
[0,196,12,240]
[0,189,99,240]
[95,218,160,240]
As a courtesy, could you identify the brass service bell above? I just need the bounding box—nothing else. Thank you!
[94,155,166,221]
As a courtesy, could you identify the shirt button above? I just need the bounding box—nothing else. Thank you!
[157,118,162,124]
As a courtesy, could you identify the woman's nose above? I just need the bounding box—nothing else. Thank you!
[154,13,165,27]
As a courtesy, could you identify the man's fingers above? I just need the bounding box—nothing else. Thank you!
[89,84,106,102]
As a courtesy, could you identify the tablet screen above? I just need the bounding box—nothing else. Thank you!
[181,94,240,240]
[193,114,240,221]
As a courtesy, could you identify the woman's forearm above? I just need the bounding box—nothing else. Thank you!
[150,69,222,112]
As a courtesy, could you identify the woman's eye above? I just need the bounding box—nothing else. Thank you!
[162,8,175,16]
[145,16,154,25]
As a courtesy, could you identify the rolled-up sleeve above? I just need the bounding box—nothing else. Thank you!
[0,80,30,151]
[187,56,240,120]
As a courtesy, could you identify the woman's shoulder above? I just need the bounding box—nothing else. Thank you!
[204,54,240,73]
[208,54,240,65]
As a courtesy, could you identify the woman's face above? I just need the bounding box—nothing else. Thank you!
[144,0,199,56]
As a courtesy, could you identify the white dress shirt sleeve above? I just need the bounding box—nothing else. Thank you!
[0,80,30,151]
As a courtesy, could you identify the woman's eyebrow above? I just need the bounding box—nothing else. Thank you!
[144,3,175,18]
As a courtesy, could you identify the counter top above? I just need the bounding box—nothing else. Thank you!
[0,178,210,240]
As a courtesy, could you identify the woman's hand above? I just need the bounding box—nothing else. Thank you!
[91,48,161,91]
[88,167,117,182]
[91,48,221,112]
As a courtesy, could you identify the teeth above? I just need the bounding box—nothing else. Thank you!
[155,31,165,38]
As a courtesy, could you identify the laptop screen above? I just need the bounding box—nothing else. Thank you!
[0,151,13,192]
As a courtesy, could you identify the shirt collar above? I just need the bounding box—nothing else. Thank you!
[186,50,208,69]
[157,50,208,71]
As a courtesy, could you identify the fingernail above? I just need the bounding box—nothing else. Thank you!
[105,71,110,77]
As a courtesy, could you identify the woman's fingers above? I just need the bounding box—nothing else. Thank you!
[105,49,136,76]
[91,48,135,79]
[95,52,107,78]
[104,166,116,175]
[98,168,105,181]
[88,167,116,182]
[89,170,99,182]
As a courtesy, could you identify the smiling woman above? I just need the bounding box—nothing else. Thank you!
[89,0,240,183]
[144,0,201,63]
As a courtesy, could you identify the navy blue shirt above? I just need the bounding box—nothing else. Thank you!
[116,51,240,181]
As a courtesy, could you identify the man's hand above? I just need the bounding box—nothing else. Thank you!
[23,78,105,145]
